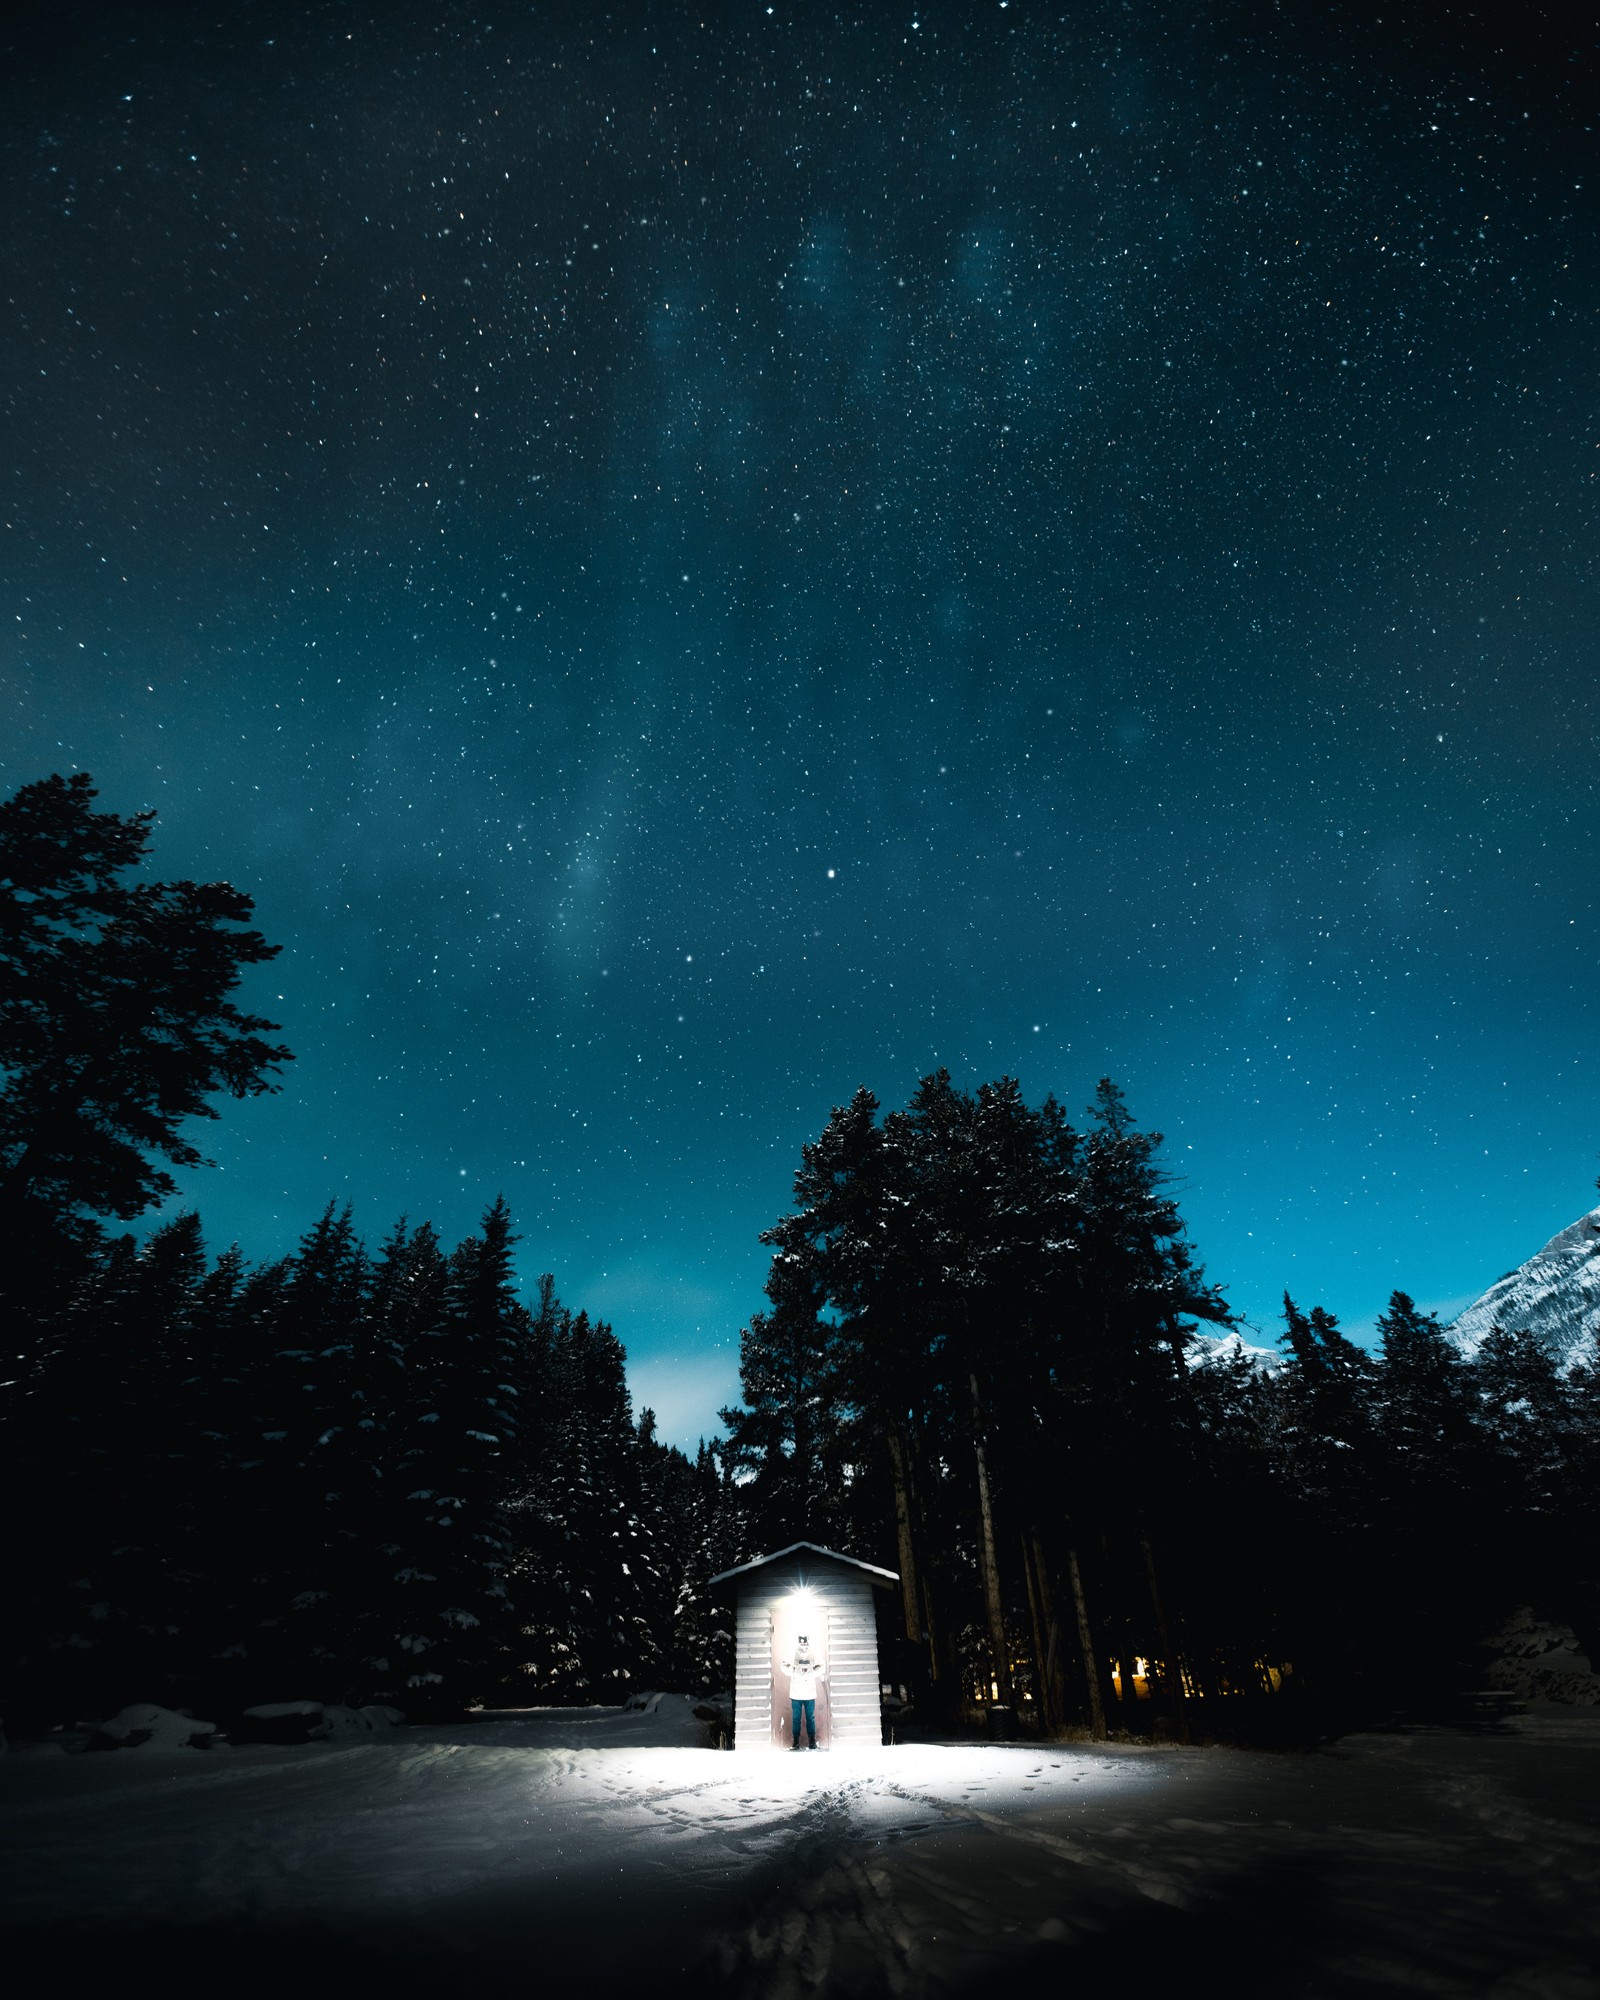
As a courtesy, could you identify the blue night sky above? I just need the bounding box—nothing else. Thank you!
[4,3,1595,1446]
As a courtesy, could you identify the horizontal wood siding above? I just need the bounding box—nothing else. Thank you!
[734,1583,775,1753]
[827,1577,882,1745]
[731,1555,885,1751]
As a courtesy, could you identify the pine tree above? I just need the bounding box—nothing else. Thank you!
[181,1239,259,1690]
[0,772,291,1239]
[1277,1294,1373,1508]
[510,1301,660,1699]
[0,770,290,1716]
[719,1303,847,1552]
[1375,1291,1469,1487]
[668,1440,742,1693]
[635,1410,691,1680]
[383,1199,524,1708]
[1469,1323,1570,1522]
[266,1205,376,1681]
[209,1249,295,1687]
[14,1215,213,1710]
[357,1219,449,1693]
[728,1070,1235,1732]
[1369,1291,1482,1692]
[745,1084,933,1672]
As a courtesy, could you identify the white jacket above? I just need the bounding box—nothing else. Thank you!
[784,1651,825,1700]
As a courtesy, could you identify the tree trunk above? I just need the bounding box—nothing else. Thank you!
[1020,1531,1052,1731]
[884,1424,923,1644]
[968,1371,1012,1707]
[1031,1526,1069,1731]
[927,1588,959,1702]
[1140,1528,1190,1741]
[903,1416,948,1702]
[1066,1543,1107,1739]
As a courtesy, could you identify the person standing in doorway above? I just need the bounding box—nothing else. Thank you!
[784,1632,825,1749]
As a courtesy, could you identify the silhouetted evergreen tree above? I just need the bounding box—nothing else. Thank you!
[1368,1291,1481,1689]
[730,1070,1234,1735]
[0,772,290,1293]
[0,771,292,1718]
[381,1198,523,1706]
[16,1214,213,1710]
[263,1205,375,1675]
[1376,1292,1467,1471]
[719,1303,850,1553]
[509,1301,662,1699]
[634,1416,742,1692]
[1277,1295,1373,1510]
[670,1440,743,1692]
[1470,1324,1570,1518]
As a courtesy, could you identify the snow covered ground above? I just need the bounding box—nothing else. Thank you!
[3,1699,1598,1996]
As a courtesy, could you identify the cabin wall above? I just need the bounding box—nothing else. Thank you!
[732,1577,780,1752]
[817,1575,882,1748]
[731,1558,884,1752]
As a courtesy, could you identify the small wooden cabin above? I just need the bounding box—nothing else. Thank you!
[710,1541,898,1752]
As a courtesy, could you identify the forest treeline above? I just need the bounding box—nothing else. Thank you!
[3,773,1597,1731]
[721,1072,1600,1735]
[4,1197,739,1719]
[0,775,740,1720]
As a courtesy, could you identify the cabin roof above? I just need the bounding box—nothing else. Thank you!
[709,1540,899,1592]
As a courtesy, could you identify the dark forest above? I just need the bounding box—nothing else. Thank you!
[4,772,1597,1737]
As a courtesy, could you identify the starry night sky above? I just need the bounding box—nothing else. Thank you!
[4,3,1595,1445]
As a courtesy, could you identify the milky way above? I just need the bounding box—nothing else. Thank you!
[4,3,1594,1443]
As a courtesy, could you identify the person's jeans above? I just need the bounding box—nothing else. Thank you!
[790,1697,816,1747]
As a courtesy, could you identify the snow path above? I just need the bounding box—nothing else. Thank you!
[3,1704,1598,1995]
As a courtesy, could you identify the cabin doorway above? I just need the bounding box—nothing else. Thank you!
[769,1597,832,1749]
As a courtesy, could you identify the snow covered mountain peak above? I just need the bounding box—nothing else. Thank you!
[1449,1203,1600,1372]
[1187,1328,1282,1373]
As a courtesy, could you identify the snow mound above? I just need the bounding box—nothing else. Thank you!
[612,1692,717,1744]
[319,1704,406,1738]
[620,1690,734,1744]
[87,1704,218,1752]
[1450,1204,1600,1372]
[472,1693,716,1748]
[1481,1606,1600,1707]
[237,1701,406,1744]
